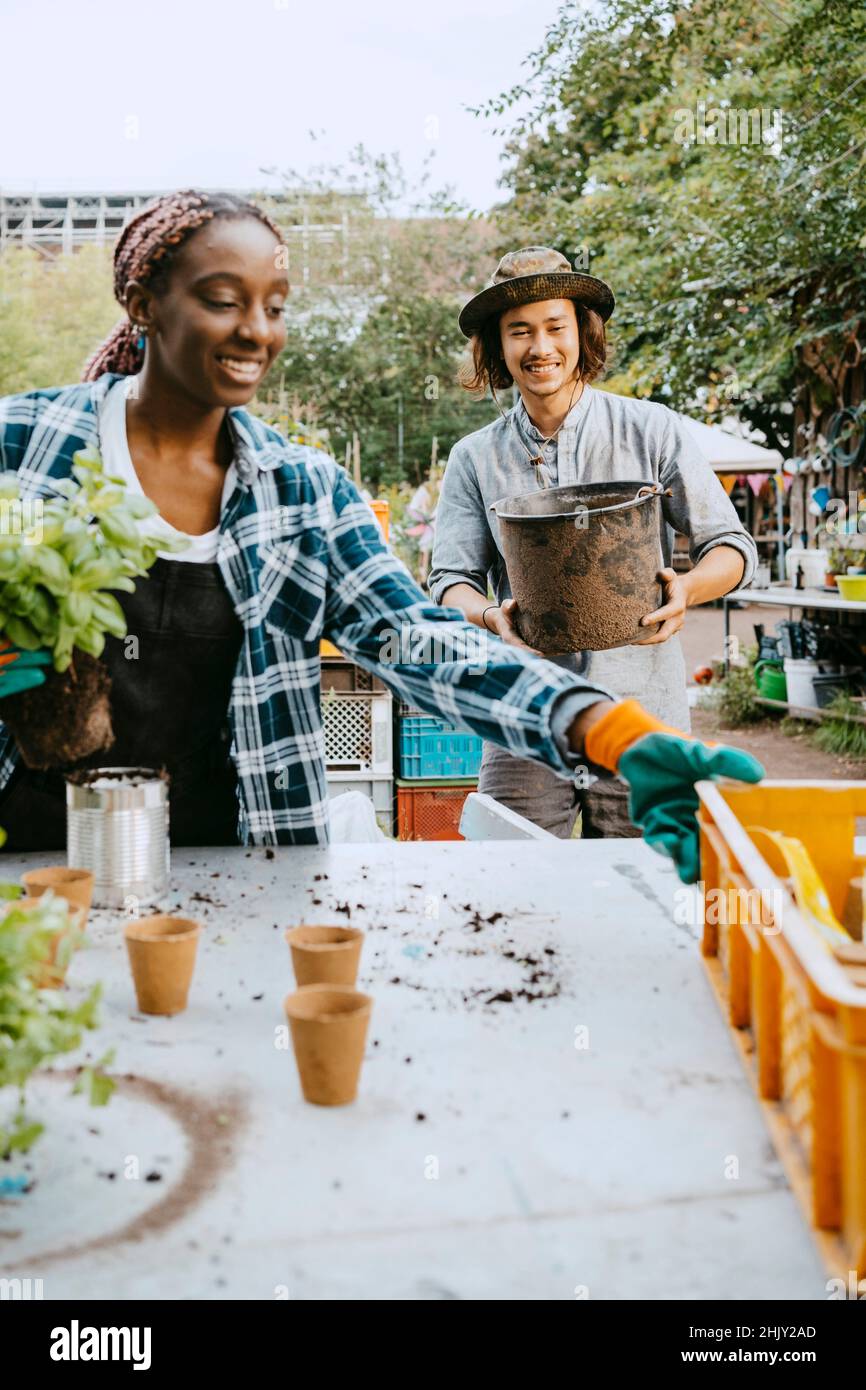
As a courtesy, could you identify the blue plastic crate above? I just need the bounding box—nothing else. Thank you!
[398,714,484,779]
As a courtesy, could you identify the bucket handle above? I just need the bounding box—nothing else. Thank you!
[489,482,673,521]
[636,484,673,502]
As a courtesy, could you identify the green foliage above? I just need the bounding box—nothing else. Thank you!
[0,886,111,1155]
[704,648,766,726]
[826,535,866,575]
[811,694,866,761]
[258,147,501,486]
[0,245,118,396]
[248,401,331,453]
[0,448,188,671]
[482,0,866,451]
[273,293,495,488]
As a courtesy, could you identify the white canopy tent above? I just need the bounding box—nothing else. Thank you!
[676,414,784,474]
[676,415,787,578]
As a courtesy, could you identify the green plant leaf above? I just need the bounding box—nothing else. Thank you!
[99,509,140,547]
[3,615,41,650]
[60,591,94,628]
[0,547,22,581]
[0,450,164,672]
[73,624,105,658]
[124,495,158,520]
[29,546,71,596]
[71,447,103,471]
[89,591,126,637]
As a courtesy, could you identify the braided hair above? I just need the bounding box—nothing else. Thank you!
[82,189,285,381]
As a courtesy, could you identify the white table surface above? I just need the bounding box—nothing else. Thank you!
[0,840,826,1301]
[728,584,866,611]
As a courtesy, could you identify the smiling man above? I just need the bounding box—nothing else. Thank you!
[429,247,757,838]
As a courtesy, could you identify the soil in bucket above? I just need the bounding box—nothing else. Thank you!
[491,481,666,653]
[284,985,372,1106]
[0,651,114,769]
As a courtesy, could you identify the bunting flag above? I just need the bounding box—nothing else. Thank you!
[719,473,737,495]
[746,472,770,497]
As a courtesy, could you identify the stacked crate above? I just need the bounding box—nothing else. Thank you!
[697,779,866,1280]
[321,658,394,835]
[395,703,484,841]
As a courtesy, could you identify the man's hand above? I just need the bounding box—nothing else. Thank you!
[637,567,688,644]
[637,546,748,645]
[484,599,543,654]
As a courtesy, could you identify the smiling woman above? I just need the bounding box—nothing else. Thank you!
[0,189,294,848]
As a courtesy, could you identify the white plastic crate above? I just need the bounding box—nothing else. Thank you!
[326,773,394,836]
[322,690,393,775]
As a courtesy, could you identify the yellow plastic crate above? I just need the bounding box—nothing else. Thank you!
[697,779,866,1280]
[320,499,389,661]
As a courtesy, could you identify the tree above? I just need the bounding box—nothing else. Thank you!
[0,246,118,396]
[478,0,866,453]
[257,146,500,484]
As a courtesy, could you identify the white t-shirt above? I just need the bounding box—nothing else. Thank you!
[98,378,237,563]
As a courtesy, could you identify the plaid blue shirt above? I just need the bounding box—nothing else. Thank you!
[0,374,614,844]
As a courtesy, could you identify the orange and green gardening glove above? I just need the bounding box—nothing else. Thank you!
[0,638,52,698]
[583,700,765,884]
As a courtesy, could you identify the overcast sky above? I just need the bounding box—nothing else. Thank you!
[0,0,562,212]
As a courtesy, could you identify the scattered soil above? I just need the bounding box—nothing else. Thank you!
[67,766,170,788]
[0,652,113,769]
[0,1071,246,1272]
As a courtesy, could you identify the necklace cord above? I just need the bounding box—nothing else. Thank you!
[493,376,582,486]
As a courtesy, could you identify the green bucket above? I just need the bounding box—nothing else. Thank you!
[754,659,787,702]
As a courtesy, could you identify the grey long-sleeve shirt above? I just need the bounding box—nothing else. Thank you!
[429,386,758,732]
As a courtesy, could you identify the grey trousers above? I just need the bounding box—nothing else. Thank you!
[477,740,640,840]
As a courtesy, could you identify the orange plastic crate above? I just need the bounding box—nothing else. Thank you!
[396,779,476,841]
[697,779,866,1281]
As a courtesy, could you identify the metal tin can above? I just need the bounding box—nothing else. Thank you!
[66,767,170,909]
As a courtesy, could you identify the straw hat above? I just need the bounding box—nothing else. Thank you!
[458,246,615,338]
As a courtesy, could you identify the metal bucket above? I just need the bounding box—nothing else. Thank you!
[65,767,170,909]
[489,481,667,653]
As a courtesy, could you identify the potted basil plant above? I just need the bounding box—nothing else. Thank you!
[0,448,187,768]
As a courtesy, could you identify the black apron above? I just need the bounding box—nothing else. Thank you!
[0,558,243,851]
